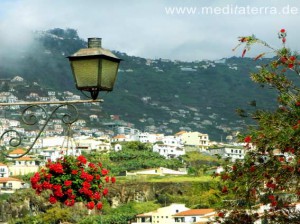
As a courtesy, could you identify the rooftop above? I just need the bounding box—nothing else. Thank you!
[173,209,215,216]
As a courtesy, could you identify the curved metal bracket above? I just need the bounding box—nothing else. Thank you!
[0,103,79,158]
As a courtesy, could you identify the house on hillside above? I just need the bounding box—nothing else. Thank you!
[139,132,164,143]
[132,203,190,224]
[40,147,81,162]
[207,146,245,162]
[172,208,216,223]
[9,156,39,176]
[153,135,185,158]
[176,131,210,151]
[0,177,25,193]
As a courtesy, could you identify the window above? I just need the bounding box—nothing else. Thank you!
[8,183,12,188]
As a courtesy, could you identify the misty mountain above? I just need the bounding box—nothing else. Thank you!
[0,28,279,140]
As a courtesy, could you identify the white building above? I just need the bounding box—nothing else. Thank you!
[139,132,164,144]
[0,163,9,177]
[132,203,190,224]
[207,147,245,161]
[0,177,25,193]
[75,136,111,152]
[40,147,81,162]
[176,131,210,151]
[116,126,140,135]
[153,136,185,158]
[173,208,216,223]
[9,156,39,176]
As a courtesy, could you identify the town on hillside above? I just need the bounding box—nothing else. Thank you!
[0,76,298,223]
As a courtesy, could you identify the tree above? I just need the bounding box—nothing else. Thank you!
[215,29,300,223]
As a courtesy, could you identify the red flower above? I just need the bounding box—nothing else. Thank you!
[280,28,285,33]
[290,56,296,61]
[221,186,228,194]
[103,188,109,196]
[49,163,64,174]
[288,63,294,69]
[94,192,101,200]
[77,155,87,164]
[88,162,96,169]
[244,135,252,143]
[64,180,72,187]
[218,212,225,218]
[101,169,109,176]
[64,199,75,206]
[30,155,111,209]
[266,181,276,189]
[95,174,101,180]
[71,170,78,175]
[111,177,116,183]
[268,195,275,201]
[82,181,91,189]
[271,201,278,207]
[96,202,103,210]
[49,195,57,204]
[249,165,256,172]
[86,201,95,210]
[282,37,286,43]
[42,181,52,189]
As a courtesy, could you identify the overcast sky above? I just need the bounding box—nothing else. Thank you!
[1,0,300,61]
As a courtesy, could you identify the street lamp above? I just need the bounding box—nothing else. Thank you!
[67,38,122,100]
[0,38,121,158]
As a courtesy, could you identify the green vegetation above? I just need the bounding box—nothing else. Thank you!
[217,31,300,223]
[1,142,225,223]
[84,141,183,175]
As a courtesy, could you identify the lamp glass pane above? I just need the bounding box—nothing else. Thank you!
[100,59,119,90]
[71,59,99,88]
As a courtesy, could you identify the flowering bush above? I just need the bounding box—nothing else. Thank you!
[30,155,116,210]
[213,29,300,223]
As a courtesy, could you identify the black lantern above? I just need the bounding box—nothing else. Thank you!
[67,38,121,100]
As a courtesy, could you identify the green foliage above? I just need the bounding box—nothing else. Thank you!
[182,151,223,175]
[84,142,182,175]
[218,30,300,223]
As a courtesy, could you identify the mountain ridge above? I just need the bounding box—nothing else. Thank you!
[0,28,279,140]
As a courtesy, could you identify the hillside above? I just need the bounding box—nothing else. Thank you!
[0,28,280,140]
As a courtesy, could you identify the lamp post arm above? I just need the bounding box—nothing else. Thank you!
[0,99,103,106]
[0,99,102,158]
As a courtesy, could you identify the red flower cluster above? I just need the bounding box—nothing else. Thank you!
[30,155,116,210]
[278,28,287,43]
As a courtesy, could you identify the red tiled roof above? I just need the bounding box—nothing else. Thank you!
[0,177,23,183]
[175,131,187,136]
[173,209,215,216]
[136,212,153,217]
[15,156,33,161]
[9,148,26,155]
[113,134,125,139]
